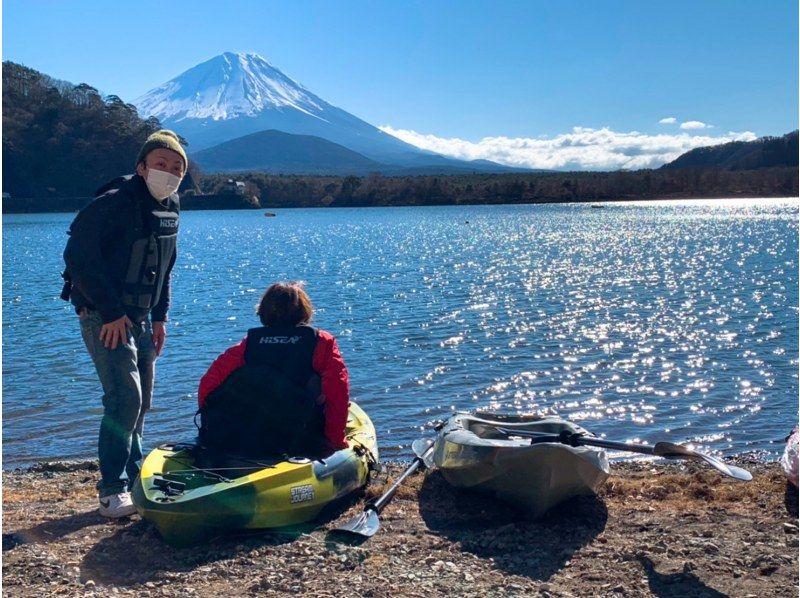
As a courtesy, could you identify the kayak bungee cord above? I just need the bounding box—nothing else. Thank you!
[163,457,233,483]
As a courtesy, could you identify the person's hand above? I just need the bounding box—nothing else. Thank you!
[99,315,133,350]
[152,321,167,356]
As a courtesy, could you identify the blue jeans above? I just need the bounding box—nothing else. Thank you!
[79,310,155,497]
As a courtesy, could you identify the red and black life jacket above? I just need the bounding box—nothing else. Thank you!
[198,326,326,457]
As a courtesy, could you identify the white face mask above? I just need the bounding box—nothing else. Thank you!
[145,168,182,200]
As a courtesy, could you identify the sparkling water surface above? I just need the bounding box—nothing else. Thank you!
[3,199,798,467]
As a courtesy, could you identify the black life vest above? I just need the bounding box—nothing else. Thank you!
[120,205,179,311]
[198,326,326,457]
[244,326,320,388]
[60,175,179,314]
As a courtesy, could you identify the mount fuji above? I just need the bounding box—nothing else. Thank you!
[133,52,521,173]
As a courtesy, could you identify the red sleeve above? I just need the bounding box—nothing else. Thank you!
[312,330,350,450]
[198,338,247,408]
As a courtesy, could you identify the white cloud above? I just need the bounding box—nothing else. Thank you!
[680,120,711,130]
[378,125,757,171]
[659,117,677,124]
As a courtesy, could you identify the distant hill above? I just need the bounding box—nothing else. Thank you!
[662,130,798,170]
[192,130,387,175]
[193,128,531,176]
[2,61,167,198]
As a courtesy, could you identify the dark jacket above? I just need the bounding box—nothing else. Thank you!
[63,174,179,324]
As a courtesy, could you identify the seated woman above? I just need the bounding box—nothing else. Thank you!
[197,282,350,457]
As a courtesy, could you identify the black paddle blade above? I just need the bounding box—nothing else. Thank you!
[334,507,380,537]
[412,438,435,468]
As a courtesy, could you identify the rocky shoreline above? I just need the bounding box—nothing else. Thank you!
[2,459,798,597]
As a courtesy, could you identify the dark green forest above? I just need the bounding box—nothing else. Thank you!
[662,131,798,170]
[2,61,175,198]
[3,60,797,211]
[200,167,798,209]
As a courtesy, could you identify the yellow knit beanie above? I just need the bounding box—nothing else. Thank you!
[136,129,187,169]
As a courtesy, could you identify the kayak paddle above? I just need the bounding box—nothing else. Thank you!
[334,437,435,538]
[495,427,752,482]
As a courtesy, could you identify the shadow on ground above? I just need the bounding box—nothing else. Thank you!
[417,470,608,581]
[638,555,728,598]
[79,520,299,586]
[4,511,108,549]
[78,491,365,586]
[785,482,798,517]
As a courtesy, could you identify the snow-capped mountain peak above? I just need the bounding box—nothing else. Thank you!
[131,51,429,160]
[134,52,328,122]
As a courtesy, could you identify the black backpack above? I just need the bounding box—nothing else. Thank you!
[197,363,325,457]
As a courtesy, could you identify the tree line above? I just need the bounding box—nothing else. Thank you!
[199,167,798,209]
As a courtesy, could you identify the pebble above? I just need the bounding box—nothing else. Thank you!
[495,523,516,535]
[759,565,780,576]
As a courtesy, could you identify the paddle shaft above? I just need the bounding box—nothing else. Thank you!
[334,439,434,537]
[567,435,656,454]
[495,427,752,481]
[370,456,424,514]
[496,428,659,454]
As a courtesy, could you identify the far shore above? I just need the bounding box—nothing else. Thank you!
[3,193,798,216]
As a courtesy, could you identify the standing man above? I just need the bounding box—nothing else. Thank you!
[62,130,186,517]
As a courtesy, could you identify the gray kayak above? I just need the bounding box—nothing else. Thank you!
[432,412,610,517]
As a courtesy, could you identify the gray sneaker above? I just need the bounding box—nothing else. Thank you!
[98,492,137,518]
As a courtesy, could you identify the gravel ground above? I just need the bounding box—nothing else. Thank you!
[2,459,797,597]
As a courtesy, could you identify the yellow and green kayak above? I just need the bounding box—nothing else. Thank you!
[131,402,378,546]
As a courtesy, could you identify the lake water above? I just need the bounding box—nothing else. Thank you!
[3,199,798,468]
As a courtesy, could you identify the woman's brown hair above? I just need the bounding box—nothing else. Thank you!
[256,282,314,327]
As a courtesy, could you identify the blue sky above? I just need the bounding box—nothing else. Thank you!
[3,0,797,169]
